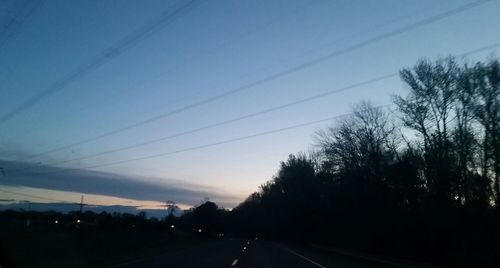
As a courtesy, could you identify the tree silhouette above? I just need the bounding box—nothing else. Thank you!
[228,57,500,266]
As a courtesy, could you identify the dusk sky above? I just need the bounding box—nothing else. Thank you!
[1,0,499,211]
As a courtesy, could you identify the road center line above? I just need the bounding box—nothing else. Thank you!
[231,259,238,266]
[277,244,326,268]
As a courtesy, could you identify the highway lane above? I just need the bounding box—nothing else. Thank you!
[105,239,244,268]
[106,238,416,268]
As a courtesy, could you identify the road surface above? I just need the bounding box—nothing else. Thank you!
[105,238,419,268]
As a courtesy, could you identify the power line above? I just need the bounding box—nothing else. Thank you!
[0,189,170,213]
[18,105,394,177]
[459,42,500,58]
[12,0,442,144]
[0,188,80,204]
[0,0,205,125]
[297,0,450,60]
[26,74,399,170]
[0,186,167,211]
[22,0,441,134]
[0,188,132,208]
[12,40,500,173]
[15,0,491,162]
[10,0,320,143]
[12,0,445,146]
[0,0,44,48]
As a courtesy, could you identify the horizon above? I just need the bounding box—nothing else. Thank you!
[1,0,500,214]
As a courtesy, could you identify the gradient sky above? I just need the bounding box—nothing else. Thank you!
[1,0,499,210]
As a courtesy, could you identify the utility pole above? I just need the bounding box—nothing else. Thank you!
[79,195,84,214]
[165,200,175,216]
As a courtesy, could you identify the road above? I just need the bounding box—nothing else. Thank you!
[105,238,418,268]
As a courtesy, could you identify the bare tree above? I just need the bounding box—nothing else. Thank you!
[394,58,459,206]
[471,60,500,208]
[316,101,396,185]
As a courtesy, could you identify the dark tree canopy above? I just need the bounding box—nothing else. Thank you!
[226,57,500,267]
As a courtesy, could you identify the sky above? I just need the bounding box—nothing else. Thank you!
[0,0,499,212]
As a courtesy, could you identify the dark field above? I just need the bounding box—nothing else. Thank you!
[0,220,431,268]
[0,217,199,268]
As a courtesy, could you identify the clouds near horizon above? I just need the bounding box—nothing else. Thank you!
[0,160,241,208]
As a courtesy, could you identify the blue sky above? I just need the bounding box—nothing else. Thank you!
[1,0,499,209]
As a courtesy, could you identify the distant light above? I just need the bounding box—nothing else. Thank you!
[198,229,202,233]
[76,219,81,223]
[54,220,58,224]
[171,225,175,228]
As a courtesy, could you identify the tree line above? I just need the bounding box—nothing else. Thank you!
[209,57,500,266]
[2,57,498,266]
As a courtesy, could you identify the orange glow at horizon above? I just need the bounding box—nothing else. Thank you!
[0,186,192,210]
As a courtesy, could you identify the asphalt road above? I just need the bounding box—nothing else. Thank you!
[105,238,415,268]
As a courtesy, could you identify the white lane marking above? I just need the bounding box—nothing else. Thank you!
[311,245,424,268]
[232,259,239,266]
[277,245,326,268]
